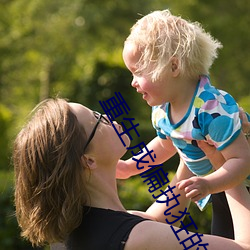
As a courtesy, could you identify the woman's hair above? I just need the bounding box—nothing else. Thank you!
[125,9,222,81]
[13,98,88,246]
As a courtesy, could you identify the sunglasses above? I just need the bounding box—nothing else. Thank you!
[84,111,110,151]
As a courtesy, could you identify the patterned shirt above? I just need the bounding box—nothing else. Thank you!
[152,75,241,176]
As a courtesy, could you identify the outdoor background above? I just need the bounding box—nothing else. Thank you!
[0,0,249,249]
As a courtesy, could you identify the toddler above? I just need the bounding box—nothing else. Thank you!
[120,9,250,238]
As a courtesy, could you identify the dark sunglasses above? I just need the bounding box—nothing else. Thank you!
[84,111,110,151]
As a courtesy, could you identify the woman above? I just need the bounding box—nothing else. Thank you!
[13,98,250,249]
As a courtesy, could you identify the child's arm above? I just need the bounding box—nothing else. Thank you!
[178,131,250,201]
[116,136,177,179]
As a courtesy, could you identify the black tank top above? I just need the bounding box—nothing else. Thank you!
[66,206,148,250]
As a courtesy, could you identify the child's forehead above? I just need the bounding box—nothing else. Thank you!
[123,42,142,64]
[124,42,140,55]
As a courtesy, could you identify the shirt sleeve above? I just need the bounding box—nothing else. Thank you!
[151,105,170,140]
[197,90,241,150]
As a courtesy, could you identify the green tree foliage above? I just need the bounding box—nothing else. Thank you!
[185,0,250,100]
[0,105,12,169]
[1,0,249,150]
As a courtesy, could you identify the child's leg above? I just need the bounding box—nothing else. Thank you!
[211,192,234,239]
[146,159,193,226]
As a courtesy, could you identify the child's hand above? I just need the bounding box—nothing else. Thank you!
[177,176,211,202]
[116,160,131,179]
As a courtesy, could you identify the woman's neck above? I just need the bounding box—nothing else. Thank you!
[84,165,126,212]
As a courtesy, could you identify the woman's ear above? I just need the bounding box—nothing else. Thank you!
[170,57,180,77]
[82,155,97,169]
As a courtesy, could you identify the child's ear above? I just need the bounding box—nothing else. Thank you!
[171,63,177,72]
[171,57,180,77]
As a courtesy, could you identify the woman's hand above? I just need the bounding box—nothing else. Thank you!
[239,107,250,141]
[197,141,226,170]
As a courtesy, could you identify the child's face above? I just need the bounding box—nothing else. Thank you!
[123,43,172,106]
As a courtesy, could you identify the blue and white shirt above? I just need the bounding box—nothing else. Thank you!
[152,75,242,176]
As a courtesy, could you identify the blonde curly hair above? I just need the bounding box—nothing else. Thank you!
[13,98,89,246]
[125,9,222,81]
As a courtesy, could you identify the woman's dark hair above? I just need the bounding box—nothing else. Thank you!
[13,98,88,246]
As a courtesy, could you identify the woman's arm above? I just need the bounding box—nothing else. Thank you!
[125,184,250,250]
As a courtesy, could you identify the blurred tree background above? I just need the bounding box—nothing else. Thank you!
[0,0,249,249]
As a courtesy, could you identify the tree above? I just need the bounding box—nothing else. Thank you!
[0,1,249,247]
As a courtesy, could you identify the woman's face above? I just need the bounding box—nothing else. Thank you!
[68,103,130,161]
